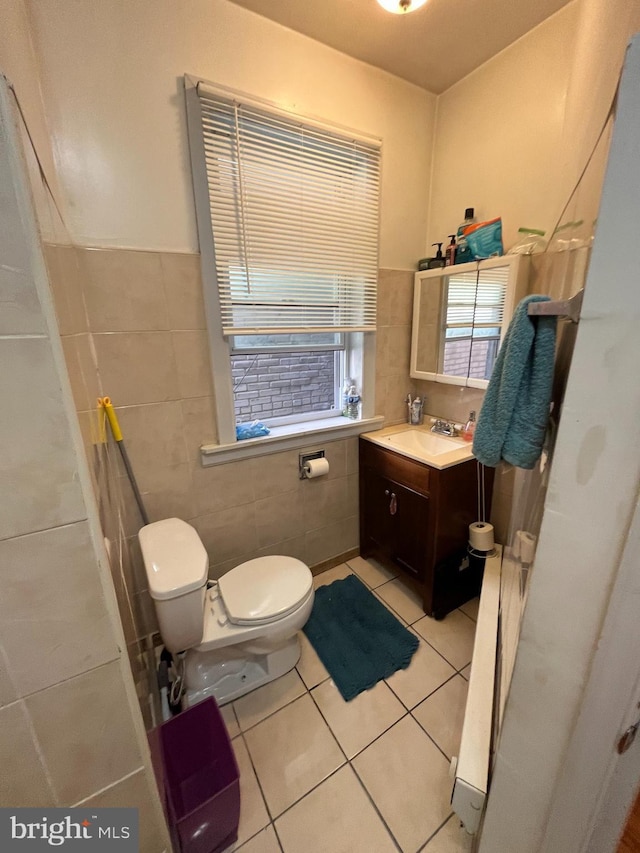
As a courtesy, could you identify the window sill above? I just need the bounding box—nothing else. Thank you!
[200,415,385,467]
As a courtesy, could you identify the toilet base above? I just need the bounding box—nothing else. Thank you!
[183,633,302,708]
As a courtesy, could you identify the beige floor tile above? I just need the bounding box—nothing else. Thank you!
[234,669,306,732]
[422,814,474,852]
[412,676,468,759]
[223,825,280,853]
[297,631,329,690]
[311,679,405,759]
[312,563,353,589]
[353,716,452,853]
[276,765,396,853]
[220,703,241,739]
[231,738,270,845]
[244,694,345,817]
[372,590,407,624]
[385,630,456,710]
[413,611,477,671]
[376,578,425,624]
[347,555,396,589]
[459,664,471,680]
[459,597,479,622]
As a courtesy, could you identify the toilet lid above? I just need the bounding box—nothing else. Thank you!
[218,556,312,626]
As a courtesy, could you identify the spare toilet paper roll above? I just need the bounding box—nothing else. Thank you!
[469,521,495,552]
[304,457,330,479]
[515,530,537,564]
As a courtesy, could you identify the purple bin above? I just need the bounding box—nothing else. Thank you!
[152,698,240,853]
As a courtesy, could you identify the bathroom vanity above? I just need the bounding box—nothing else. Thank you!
[359,425,493,619]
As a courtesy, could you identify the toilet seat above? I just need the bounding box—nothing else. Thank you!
[218,555,313,626]
[196,581,314,652]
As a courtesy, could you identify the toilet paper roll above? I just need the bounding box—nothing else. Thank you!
[515,530,537,565]
[469,521,495,552]
[304,457,330,479]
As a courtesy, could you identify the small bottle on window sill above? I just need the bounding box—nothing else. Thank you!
[345,385,361,419]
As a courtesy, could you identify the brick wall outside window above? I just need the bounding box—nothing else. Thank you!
[443,338,496,380]
[231,351,336,422]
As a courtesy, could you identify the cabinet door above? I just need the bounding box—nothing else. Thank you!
[361,466,394,558]
[361,466,429,581]
[391,481,430,580]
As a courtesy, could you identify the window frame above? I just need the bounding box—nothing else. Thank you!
[184,75,380,452]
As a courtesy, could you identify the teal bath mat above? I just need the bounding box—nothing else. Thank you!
[303,574,420,701]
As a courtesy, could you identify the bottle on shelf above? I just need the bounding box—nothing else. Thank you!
[454,207,476,265]
[445,234,456,266]
[427,243,446,269]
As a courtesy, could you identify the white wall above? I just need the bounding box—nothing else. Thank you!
[561,0,640,186]
[22,0,435,270]
[427,2,578,253]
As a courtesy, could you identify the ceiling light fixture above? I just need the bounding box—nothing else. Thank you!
[376,0,428,14]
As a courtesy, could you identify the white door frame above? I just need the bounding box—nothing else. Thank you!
[479,35,640,852]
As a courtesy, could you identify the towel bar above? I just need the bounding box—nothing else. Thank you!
[527,289,584,323]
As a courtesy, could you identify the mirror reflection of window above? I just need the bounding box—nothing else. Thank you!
[410,256,529,389]
[442,268,508,381]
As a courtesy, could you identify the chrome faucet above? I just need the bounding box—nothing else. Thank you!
[431,418,459,437]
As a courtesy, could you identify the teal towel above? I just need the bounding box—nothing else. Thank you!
[473,295,556,469]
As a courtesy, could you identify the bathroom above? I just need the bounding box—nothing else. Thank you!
[3,0,640,851]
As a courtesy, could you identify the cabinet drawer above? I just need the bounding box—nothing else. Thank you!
[360,439,430,496]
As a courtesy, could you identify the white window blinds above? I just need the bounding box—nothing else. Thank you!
[445,267,509,331]
[195,84,381,336]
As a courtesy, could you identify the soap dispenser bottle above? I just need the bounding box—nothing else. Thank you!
[427,243,446,269]
[445,234,456,266]
[462,410,476,442]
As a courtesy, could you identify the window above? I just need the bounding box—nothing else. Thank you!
[410,256,529,389]
[185,77,381,444]
[230,332,344,424]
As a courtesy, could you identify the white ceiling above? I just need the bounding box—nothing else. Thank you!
[228,0,573,93]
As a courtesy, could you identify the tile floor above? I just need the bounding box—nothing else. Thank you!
[221,555,479,853]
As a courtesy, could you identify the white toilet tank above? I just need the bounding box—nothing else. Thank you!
[138,518,209,653]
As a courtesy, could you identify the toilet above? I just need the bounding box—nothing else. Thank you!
[138,517,314,707]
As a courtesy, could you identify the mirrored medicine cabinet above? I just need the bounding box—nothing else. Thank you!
[410,254,530,389]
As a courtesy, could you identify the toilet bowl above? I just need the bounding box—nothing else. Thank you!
[138,517,314,707]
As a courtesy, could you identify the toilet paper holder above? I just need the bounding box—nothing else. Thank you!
[299,450,325,479]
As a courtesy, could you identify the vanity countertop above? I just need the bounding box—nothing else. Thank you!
[360,421,475,470]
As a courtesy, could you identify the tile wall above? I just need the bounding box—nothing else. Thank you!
[0,93,168,850]
[45,246,371,648]
[45,245,526,734]
[46,248,517,665]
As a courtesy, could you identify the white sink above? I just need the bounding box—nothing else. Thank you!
[363,426,474,469]
[382,429,466,457]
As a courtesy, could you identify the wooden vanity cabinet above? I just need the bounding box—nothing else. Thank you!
[359,438,494,619]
